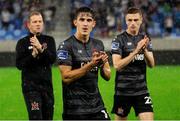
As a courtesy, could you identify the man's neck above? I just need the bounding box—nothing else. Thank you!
[30,31,41,36]
[126,29,139,36]
[74,33,89,43]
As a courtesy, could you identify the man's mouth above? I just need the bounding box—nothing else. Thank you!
[83,28,88,31]
[131,26,136,29]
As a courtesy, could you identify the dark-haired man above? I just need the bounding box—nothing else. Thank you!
[57,6,111,120]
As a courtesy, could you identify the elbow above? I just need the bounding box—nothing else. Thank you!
[62,80,71,85]
[149,64,155,68]
[62,75,73,85]
[17,66,22,70]
[51,56,57,64]
[49,57,56,65]
[106,75,111,81]
[106,71,111,81]
[114,64,122,71]
[101,68,111,81]
[16,62,22,70]
[62,78,71,85]
[103,73,111,81]
[148,65,153,68]
[114,64,119,71]
[148,62,155,68]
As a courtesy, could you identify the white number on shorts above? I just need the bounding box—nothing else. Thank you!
[144,96,152,104]
[101,110,108,119]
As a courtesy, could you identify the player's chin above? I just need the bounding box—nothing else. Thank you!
[34,31,41,34]
[36,28,43,32]
[82,30,90,33]
[130,27,136,31]
[81,32,90,36]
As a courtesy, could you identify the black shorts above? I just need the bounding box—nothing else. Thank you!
[62,109,110,120]
[111,93,153,117]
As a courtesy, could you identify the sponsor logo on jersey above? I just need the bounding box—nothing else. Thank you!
[28,46,33,50]
[134,54,144,61]
[132,54,144,62]
[81,61,98,72]
[111,42,119,50]
[57,50,68,59]
[127,42,132,46]
[78,50,82,53]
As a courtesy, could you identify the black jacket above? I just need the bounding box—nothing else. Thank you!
[16,33,56,92]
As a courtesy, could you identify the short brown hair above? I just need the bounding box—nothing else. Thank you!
[125,7,143,17]
[27,11,42,22]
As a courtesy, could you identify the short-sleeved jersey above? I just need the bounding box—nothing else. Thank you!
[57,35,105,115]
[111,31,153,96]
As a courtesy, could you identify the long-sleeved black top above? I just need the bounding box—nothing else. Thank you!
[16,33,56,92]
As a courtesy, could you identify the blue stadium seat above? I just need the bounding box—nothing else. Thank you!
[0,29,6,41]
[13,29,22,40]
[2,29,14,40]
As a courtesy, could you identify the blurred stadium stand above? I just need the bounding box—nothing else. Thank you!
[0,0,180,66]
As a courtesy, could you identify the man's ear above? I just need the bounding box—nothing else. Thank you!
[26,21,30,29]
[92,20,96,28]
[73,20,77,27]
[140,15,143,25]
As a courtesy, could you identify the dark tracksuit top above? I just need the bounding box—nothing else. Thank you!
[16,33,56,93]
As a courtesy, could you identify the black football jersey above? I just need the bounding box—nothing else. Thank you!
[57,35,105,115]
[111,31,153,96]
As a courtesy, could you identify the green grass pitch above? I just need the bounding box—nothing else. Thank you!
[0,66,180,120]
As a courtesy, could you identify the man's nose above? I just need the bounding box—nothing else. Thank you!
[131,20,136,24]
[83,21,88,26]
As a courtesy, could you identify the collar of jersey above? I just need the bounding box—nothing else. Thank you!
[29,32,41,37]
[125,31,140,37]
[73,35,90,44]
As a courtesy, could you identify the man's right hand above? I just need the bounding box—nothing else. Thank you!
[30,35,44,53]
[91,51,102,67]
[135,35,149,54]
[32,46,39,58]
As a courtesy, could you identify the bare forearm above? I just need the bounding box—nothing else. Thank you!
[100,62,111,81]
[144,49,155,68]
[60,62,93,84]
[114,51,137,71]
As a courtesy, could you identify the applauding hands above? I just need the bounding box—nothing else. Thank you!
[30,35,44,58]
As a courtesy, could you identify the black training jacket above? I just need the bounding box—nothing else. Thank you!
[16,33,56,92]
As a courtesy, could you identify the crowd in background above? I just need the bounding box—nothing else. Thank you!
[0,0,56,40]
[70,0,179,38]
[0,0,179,40]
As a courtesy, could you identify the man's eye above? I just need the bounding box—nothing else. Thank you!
[79,18,84,21]
[134,19,138,22]
[87,19,92,22]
